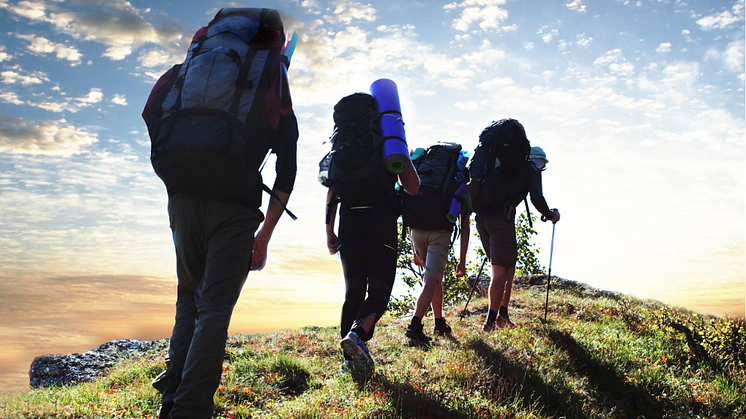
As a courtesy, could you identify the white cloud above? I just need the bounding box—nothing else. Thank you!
[77,89,104,105]
[0,91,24,106]
[656,42,672,53]
[1,67,49,85]
[723,39,745,73]
[0,0,185,61]
[445,0,510,32]
[566,0,586,13]
[0,115,98,156]
[594,49,635,78]
[15,34,82,65]
[0,45,10,62]
[696,1,744,30]
[24,88,107,113]
[138,49,175,68]
[329,0,377,24]
[575,33,593,48]
[538,26,558,43]
[111,94,127,106]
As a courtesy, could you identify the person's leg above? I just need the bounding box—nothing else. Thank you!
[169,197,260,419]
[355,206,398,339]
[338,208,368,340]
[478,216,517,330]
[153,194,205,418]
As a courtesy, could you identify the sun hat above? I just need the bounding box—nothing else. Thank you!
[529,146,548,164]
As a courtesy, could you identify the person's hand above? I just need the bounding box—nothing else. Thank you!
[251,235,269,271]
[551,208,560,223]
[327,232,339,255]
[456,260,466,277]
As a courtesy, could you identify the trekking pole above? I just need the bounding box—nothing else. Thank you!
[460,256,488,319]
[541,214,557,323]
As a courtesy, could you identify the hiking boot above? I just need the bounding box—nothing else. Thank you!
[405,323,432,345]
[433,318,452,336]
[340,331,374,376]
[496,315,516,329]
[482,321,495,333]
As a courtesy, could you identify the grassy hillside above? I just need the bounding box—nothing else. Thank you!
[1,281,744,419]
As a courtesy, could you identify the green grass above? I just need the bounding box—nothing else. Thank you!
[1,284,744,419]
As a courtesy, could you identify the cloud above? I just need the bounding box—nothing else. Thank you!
[656,42,672,53]
[0,0,185,61]
[0,45,10,62]
[723,39,745,73]
[0,91,23,105]
[696,0,744,30]
[1,67,49,85]
[0,114,98,155]
[594,49,635,78]
[566,0,586,13]
[15,88,107,113]
[538,26,558,43]
[444,0,510,32]
[15,33,82,65]
[329,0,377,24]
[111,94,127,106]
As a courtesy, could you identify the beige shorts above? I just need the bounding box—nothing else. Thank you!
[409,228,452,280]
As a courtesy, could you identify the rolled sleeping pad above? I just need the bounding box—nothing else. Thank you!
[370,78,410,173]
[447,183,470,223]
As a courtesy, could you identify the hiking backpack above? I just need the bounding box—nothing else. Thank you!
[401,142,469,231]
[318,93,397,206]
[142,8,292,200]
[467,119,530,215]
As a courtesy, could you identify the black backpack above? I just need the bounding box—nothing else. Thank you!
[143,8,290,200]
[467,119,530,215]
[402,142,469,231]
[318,93,397,206]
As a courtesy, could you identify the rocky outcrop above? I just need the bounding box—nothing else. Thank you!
[29,338,167,388]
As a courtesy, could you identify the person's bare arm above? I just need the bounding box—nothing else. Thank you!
[250,189,290,271]
[398,164,420,195]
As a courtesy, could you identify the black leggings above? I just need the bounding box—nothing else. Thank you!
[338,204,398,341]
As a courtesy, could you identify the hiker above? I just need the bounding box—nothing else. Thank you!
[325,164,418,373]
[401,143,472,344]
[476,145,559,331]
[143,9,298,419]
[321,89,420,377]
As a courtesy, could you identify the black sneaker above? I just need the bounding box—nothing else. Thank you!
[433,318,452,336]
[406,323,432,345]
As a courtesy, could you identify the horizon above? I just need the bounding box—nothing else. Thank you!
[0,0,744,394]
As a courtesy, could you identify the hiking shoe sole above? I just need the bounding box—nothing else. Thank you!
[341,336,374,376]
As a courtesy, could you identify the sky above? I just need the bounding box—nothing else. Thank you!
[0,0,743,393]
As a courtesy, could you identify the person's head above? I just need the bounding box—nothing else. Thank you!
[529,146,548,170]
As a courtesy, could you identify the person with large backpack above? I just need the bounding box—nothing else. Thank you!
[400,142,471,344]
[142,9,298,419]
[321,92,419,378]
[468,120,560,331]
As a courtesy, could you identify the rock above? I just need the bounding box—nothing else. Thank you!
[29,338,167,389]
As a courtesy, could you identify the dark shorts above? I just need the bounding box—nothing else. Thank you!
[476,216,516,267]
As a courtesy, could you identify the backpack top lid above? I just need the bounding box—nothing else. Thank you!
[333,93,377,124]
[208,8,284,44]
[468,118,529,181]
